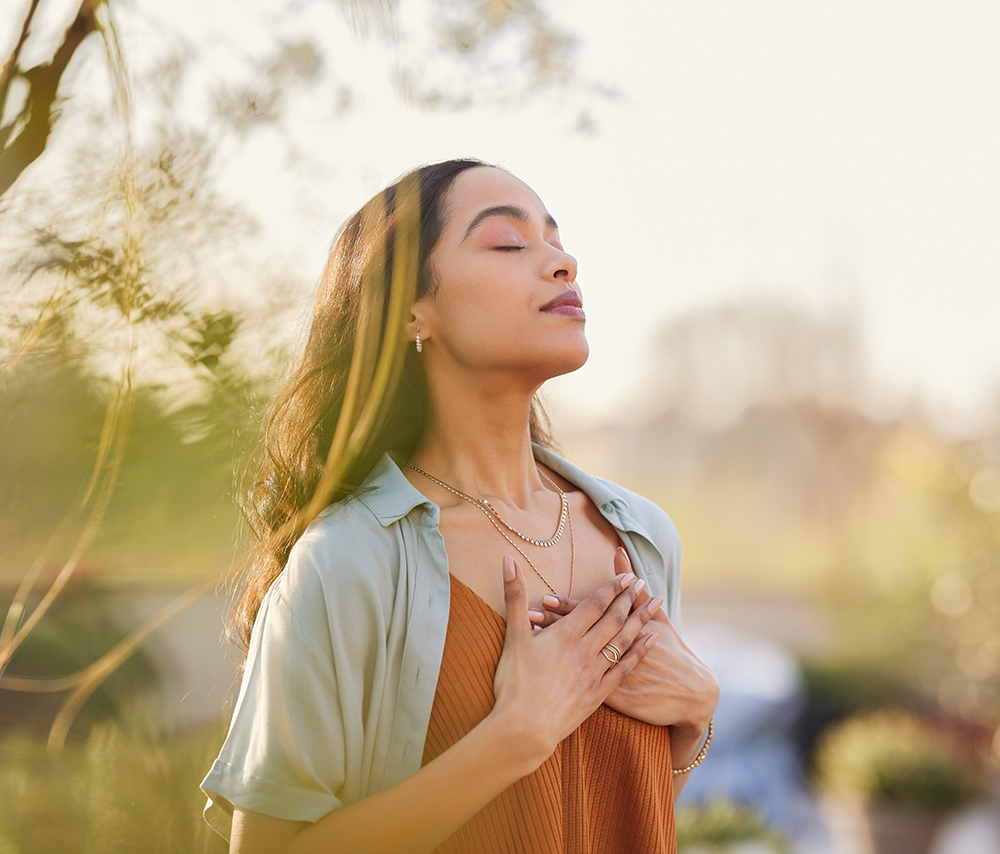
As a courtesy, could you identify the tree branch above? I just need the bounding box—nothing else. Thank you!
[0,0,98,199]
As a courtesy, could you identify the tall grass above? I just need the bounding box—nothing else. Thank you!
[0,719,227,854]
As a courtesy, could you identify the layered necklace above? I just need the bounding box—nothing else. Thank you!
[405,463,575,597]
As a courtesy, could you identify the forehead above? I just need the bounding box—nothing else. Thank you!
[441,167,550,231]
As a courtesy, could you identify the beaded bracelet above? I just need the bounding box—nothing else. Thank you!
[671,718,714,777]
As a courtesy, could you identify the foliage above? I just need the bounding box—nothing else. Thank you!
[817,422,1000,729]
[0,0,101,198]
[813,708,980,810]
[613,298,1000,730]
[0,719,227,854]
[795,659,918,761]
[1,0,283,745]
[0,0,604,748]
[0,332,260,580]
[0,578,156,734]
[675,799,789,854]
[799,660,915,718]
[393,0,598,114]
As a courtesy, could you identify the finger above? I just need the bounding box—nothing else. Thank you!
[501,556,531,647]
[585,575,645,651]
[614,546,631,576]
[596,583,656,669]
[528,608,559,628]
[541,593,578,616]
[562,573,635,635]
[645,595,664,617]
[615,546,651,610]
[603,632,658,688]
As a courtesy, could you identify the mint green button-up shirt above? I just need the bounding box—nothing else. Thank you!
[201,446,682,840]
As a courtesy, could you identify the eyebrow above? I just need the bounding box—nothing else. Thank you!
[461,205,559,242]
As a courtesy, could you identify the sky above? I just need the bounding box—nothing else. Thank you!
[7,0,1000,435]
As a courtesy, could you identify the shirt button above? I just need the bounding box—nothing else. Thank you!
[601,503,612,513]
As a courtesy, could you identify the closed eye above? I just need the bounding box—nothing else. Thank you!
[494,246,525,252]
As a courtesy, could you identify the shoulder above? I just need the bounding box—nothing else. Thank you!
[599,478,681,557]
[276,452,433,601]
[292,496,399,571]
[268,487,414,644]
[533,444,680,555]
[266,451,439,642]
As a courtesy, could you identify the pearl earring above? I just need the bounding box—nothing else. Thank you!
[415,329,423,353]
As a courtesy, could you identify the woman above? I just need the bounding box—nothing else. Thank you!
[202,159,719,853]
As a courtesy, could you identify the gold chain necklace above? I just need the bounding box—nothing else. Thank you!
[405,463,575,597]
[405,464,568,547]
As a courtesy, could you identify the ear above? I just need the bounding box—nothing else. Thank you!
[408,303,431,344]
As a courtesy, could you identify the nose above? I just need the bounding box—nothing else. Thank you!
[546,246,579,284]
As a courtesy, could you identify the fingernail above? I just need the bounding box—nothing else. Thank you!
[644,632,659,648]
[631,578,645,594]
[542,595,560,608]
[646,595,664,614]
[617,546,631,564]
[503,555,515,582]
[528,609,544,623]
[619,573,634,588]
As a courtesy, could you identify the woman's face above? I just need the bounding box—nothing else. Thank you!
[416,166,588,386]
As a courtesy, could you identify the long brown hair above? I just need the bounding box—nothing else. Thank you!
[232,159,553,651]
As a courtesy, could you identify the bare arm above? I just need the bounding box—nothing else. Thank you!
[231,557,656,854]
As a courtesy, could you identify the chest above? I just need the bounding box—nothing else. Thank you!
[422,575,677,853]
[438,490,623,614]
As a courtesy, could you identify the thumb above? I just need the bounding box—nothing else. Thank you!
[615,546,650,608]
[501,555,530,647]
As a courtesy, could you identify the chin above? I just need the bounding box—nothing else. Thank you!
[545,339,590,379]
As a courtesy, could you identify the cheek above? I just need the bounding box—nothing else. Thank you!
[433,292,533,365]
[435,266,522,329]
[443,295,519,345]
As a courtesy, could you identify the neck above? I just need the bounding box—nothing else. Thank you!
[410,371,546,508]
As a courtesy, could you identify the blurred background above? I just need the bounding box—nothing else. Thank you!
[1,2,998,853]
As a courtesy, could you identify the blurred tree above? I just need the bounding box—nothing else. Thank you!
[0,0,602,744]
[0,0,100,198]
[595,297,1000,732]
[645,298,865,430]
[202,0,608,130]
[836,423,1000,724]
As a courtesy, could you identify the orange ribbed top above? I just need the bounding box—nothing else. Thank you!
[422,574,676,854]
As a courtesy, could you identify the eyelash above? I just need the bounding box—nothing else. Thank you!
[494,246,524,252]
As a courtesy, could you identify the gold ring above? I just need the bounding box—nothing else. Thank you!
[600,643,622,664]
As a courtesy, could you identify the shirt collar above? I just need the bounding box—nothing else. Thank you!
[530,445,626,509]
[530,445,652,541]
[354,453,435,527]
[353,446,637,533]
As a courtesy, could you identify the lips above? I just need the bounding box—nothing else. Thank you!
[540,289,585,318]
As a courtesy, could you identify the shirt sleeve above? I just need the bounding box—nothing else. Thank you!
[200,532,375,840]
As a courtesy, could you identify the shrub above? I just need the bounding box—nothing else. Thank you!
[813,708,979,809]
[0,718,228,854]
[676,799,789,853]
